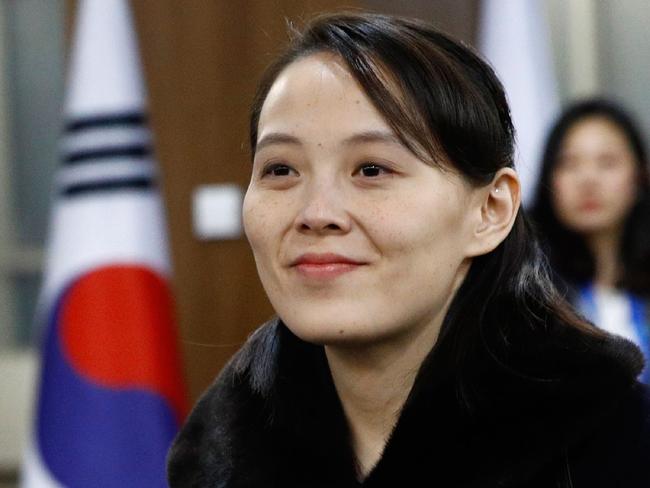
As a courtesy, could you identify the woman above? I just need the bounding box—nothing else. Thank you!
[168,14,650,487]
[531,100,650,383]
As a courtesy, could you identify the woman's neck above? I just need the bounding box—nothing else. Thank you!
[586,228,623,288]
[324,316,442,480]
[323,261,468,480]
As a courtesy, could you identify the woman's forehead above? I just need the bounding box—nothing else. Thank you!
[257,54,392,142]
[264,53,356,104]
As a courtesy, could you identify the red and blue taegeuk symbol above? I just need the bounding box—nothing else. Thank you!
[37,265,187,487]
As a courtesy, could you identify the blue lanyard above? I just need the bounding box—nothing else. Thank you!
[580,284,650,383]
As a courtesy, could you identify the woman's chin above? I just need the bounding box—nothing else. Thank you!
[281,318,384,347]
[563,214,621,235]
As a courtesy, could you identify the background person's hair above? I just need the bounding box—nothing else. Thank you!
[530,99,650,297]
[248,12,605,409]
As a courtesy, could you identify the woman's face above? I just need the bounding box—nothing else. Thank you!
[551,116,639,236]
[243,53,483,346]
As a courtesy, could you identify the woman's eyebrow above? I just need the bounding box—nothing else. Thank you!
[256,133,302,152]
[342,130,402,147]
[255,130,402,153]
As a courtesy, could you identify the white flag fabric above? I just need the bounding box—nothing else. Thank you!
[479,0,560,206]
[21,0,187,486]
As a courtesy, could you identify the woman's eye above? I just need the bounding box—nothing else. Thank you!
[598,156,619,169]
[262,163,296,177]
[356,163,391,178]
[556,157,579,173]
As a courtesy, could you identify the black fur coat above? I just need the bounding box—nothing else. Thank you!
[168,318,650,487]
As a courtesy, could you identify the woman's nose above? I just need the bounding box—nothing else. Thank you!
[294,182,351,234]
[575,162,601,188]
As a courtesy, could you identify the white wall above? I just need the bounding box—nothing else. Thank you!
[597,0,650,141]
[0,0,64,482]
[547,0,650,138]
[0,351,38,471]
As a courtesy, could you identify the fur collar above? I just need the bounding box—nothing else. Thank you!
[168,317,643,487]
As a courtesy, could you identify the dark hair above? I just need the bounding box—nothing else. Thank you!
[530,99,650,296]
[249,12,604,407]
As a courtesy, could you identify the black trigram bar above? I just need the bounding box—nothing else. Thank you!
[61,176,154,198]
[65,112,146,133]
[64,144,152,165]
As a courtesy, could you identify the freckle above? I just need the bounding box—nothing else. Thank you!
[339,329,344,334]
[355,100,360,104]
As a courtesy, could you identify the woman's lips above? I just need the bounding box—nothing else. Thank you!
[291,253,366,279]
[578,200,602,212]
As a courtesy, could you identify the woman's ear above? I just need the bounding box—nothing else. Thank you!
[465,168,521,257]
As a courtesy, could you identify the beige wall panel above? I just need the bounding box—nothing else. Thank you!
[363,0,479,44]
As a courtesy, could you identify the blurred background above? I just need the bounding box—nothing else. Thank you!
[1,0,649,485]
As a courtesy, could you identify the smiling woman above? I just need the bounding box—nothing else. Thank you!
[245,53,494,351]
[168,13,650,488]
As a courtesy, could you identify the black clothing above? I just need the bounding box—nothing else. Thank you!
[168,318,650,487]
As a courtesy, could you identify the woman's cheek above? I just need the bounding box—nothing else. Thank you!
[244,191,290,258]
[242,192,267,249]
[551,174,573,213]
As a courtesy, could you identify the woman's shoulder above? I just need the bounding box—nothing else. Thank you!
[166,318,282,487]
[568,382,650,486]
[181,317,282,414]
